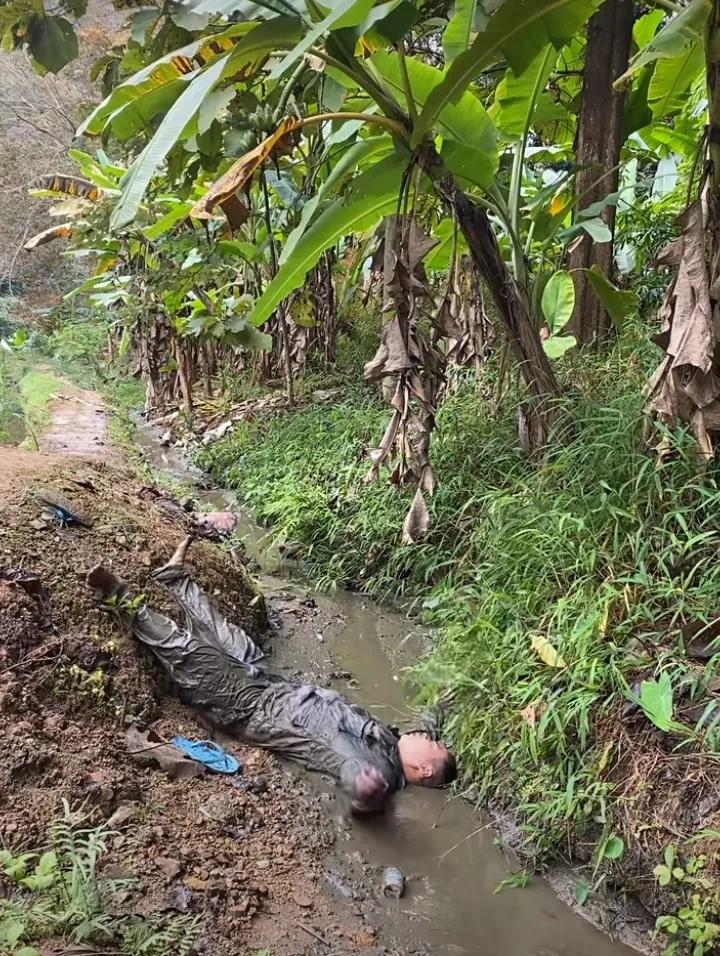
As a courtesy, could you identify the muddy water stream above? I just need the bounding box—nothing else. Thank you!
[135,424,642,956]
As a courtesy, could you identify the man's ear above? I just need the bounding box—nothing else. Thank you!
[420,764,434,780]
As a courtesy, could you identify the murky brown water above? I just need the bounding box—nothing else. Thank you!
[136,425,644,956]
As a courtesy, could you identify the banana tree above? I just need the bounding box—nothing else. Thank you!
[81,1,628,426]
[62,0,637,538]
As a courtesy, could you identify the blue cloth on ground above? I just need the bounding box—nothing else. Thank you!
[171,737,241,774]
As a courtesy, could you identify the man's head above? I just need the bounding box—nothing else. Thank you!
[398,733,456,787]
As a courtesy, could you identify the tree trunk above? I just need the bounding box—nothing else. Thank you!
[175,340,193,414]
[567,0,634,347]
[202,342,213,398]
[708,3,720,203]
[318,250,336,364]
[436,175,560,447]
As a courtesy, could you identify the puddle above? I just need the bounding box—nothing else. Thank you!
[134,419,644,956]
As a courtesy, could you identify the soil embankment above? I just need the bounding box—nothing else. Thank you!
[0,389,387,955]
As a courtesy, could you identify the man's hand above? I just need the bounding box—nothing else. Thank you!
[351,765,389,813]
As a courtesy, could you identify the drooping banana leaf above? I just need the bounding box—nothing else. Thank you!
[413,0,603,145]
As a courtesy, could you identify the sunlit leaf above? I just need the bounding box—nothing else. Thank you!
[489,46,567,139]
[414,0,602,144]
[530,634,566,669]
[649,39,704,118]
[79,20,286,138]
[616,0,710,89]
[638,672,675,732]
[543,334,576,359]
[443,0,477,64]
[111,54,230,230]
[269,0,376,79]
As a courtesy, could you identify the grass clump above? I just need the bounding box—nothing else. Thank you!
[199,344,720,925]
[0,801,201,956]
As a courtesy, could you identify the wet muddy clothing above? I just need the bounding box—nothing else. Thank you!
[131,566,405,796]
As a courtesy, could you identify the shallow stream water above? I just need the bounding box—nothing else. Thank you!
[134,423,643,956]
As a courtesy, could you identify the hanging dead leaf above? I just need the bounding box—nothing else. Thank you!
[219,192,249,230]
[24,223,74,250]
[646,198,720,454]
[365,217,444,534]
[364,317,412,381]
[530,634,567,669]
[189,118,303,221]
[520,704,537,728]
[402,486,430,544]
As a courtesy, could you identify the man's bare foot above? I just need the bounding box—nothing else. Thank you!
[163,534,193,569]
[87,565,128,601]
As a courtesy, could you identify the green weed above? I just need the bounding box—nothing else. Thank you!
[0,801,202,956]
[654,848,720,956]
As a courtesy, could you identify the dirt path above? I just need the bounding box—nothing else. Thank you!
[39,379,115,457]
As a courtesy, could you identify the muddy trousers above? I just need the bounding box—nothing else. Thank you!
[130,565,265,703]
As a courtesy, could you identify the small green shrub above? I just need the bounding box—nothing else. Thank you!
[0,801,202,956]
[654,847,720,956]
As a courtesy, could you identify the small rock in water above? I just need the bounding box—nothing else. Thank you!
[330,670,352,681]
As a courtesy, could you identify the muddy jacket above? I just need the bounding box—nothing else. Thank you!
[131,566,405,796]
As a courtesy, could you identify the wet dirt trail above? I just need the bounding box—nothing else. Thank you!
[133,422,649,956]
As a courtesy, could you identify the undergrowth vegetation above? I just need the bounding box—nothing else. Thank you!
[0,801,200,956]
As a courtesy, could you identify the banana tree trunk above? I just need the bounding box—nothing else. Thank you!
[317,250,337,364]
[436,175,560,448]
[708,3,720,203]
[567,0,634,347]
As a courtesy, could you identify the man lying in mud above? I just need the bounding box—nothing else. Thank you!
[88,536,456,813]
